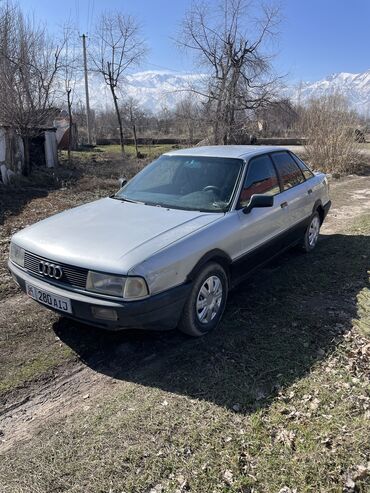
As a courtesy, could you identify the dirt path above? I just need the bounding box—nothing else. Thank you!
[321,175,370,234]
[1,174,370,455]
[0,364,124,453]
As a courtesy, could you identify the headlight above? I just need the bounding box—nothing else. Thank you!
[9,242,25,267]
[86,271,149,299]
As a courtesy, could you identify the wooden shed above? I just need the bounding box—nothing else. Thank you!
[0,126,58,184]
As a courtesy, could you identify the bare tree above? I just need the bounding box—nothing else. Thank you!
[256,98,299,137]
[92,12,146,155]
[94,106,156,143]
[178,0,281,144]
[121,96,144,157]
[0,2,65,175]
[174,95,200,143]
[301,94,362,174]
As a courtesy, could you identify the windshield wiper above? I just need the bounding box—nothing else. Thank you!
[110,196,143,204]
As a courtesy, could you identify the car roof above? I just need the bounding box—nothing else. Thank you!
[164,145,288,160]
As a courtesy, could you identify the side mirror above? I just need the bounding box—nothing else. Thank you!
[118,177,127,188]
[242,194,273,214]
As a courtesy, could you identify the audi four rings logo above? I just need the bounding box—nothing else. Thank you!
[38,261,63,280]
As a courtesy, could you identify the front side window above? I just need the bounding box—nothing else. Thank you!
[239,154,280,208]
[271,152,305,190]
[114,155,243,212]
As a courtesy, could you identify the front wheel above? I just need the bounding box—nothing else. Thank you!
[302,211,321,252]
[178,262,228,337]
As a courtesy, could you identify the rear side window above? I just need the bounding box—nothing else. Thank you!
[239,154,280,207]
[290,153,314,180]
[271,152,305,190]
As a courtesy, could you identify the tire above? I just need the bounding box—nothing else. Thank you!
[178,262,228,337]
[302,211,321,252]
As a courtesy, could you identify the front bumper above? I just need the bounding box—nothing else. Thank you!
[8,261,191,331]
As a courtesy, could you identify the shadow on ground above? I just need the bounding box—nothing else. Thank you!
[0,187,49,226]
[54,233,369,412]
[0,165,83,226]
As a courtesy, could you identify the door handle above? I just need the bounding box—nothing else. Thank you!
[307,189,313,194]
[280,201,288,208]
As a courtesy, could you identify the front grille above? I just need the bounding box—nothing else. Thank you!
[24,252,88,289]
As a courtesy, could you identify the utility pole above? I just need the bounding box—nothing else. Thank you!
[81,34,93,145]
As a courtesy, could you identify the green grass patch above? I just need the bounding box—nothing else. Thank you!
[0,305,75,396]
[61,143,177,162]
[0,348,72,394]
[95,143,177,159]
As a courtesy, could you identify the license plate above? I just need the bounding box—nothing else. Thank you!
[25,282,72,314]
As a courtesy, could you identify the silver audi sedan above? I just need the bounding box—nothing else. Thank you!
[8,146,331,336]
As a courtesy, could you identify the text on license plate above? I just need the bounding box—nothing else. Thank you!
[26,282,72,314]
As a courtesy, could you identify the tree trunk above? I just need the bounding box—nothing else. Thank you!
[129,105,139,158]
[188,123,194,144]
[22,135,31,176]
[132,123,139,158]
[67,88,73,164]
[110,84,125,156]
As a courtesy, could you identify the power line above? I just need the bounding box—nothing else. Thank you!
[75,0,80,34]
[86,0,90,35]
[145,61,192,74]
[89,0,95,34]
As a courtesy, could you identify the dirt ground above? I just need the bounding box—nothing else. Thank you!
[0,151,369,493]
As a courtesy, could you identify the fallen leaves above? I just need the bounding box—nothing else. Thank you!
[223,469,234,486]
[309,397,321,412]
[353,464,369,481]
[344,463,370,492]
[175,474,189,492]
[344,476,356,492]
[149,484,163,493]
[275,428,296,450]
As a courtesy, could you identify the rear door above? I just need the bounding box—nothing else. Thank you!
[270,151,312,230]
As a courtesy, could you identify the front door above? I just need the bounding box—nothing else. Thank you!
[233,153,289,278]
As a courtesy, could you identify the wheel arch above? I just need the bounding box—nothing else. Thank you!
[187,249,232,285]
[312,199,325,224]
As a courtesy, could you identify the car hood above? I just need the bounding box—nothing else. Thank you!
[13,198,222,273]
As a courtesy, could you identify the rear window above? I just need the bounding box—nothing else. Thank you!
[271,152,305,190]
[290,153,314,180]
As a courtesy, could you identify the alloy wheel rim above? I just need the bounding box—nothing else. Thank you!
[196,275,223,324]
[308,216,320,246]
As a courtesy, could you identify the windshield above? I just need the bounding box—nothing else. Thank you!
[114,155,244,212]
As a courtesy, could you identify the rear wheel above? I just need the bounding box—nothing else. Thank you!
[178,262,228,337]
[302,211,321,252]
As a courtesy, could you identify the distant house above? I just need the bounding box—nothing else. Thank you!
[0,126,58,185]
[54,112,79,151]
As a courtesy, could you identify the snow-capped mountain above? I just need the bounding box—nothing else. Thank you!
[75,69,370,115]
[290,69,370,114]
[74,70,205,113]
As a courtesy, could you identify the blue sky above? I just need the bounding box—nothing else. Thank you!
[18,0,370,82]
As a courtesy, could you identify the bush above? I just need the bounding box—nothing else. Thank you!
[302,95,362,174]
